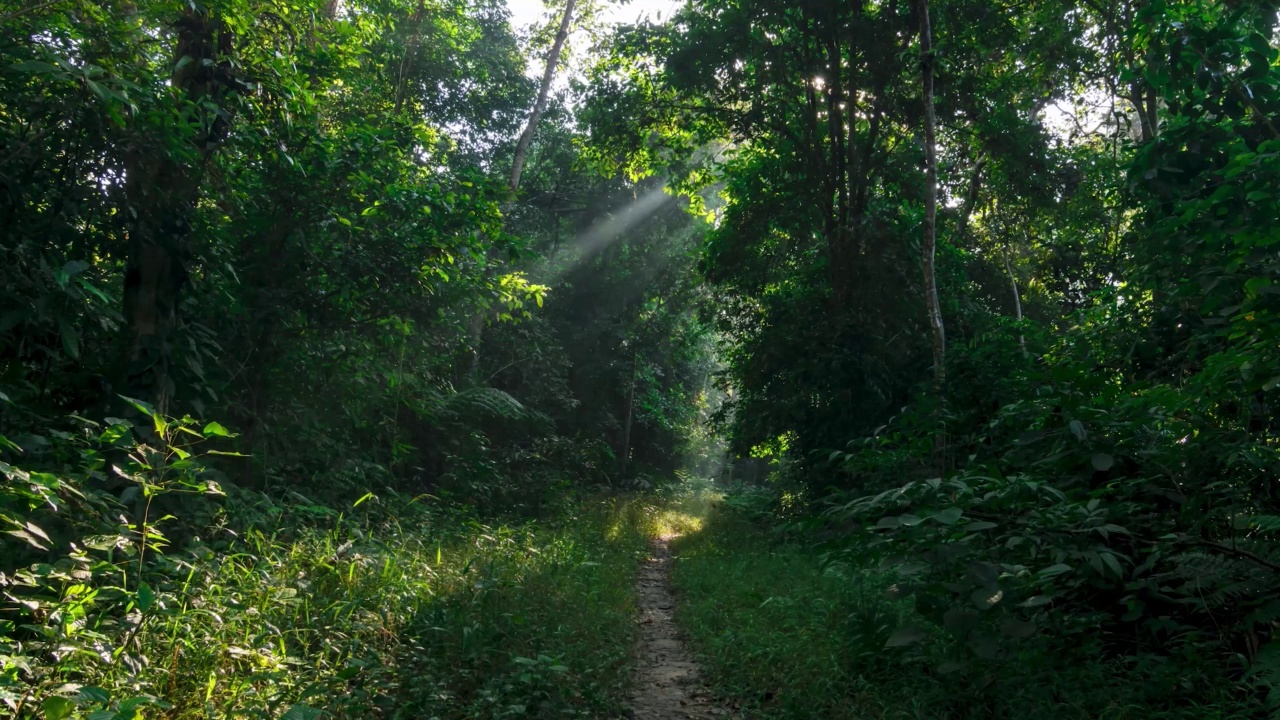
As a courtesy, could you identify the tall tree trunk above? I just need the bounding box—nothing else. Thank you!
[120,8,234,415]
[619,351,638,480]
[509,0,577,194]
[395,0,427,113]
[917,0,946,461]
[120,186,186,415]
[1003,244,1027,356]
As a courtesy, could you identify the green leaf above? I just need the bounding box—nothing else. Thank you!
[119,395,157,417]
[1100,552,1124,578]
[202,421,233,437]
[943,608,980,635]
[999,618,1037,639]
[1069,420,1087,441]
[1091,453,1114,471]
[136,582,155,612]
[933,507,963,525]
[77,687,110,705]
[967,633,1001,659]
[12,60,61,74]
[967,562,999,586]
[58,317,80,359]
[42,696,75,720]
[6,520,51,550]
[884,625,927,648]
[1038,563,1072,577]
[280,703,322,720]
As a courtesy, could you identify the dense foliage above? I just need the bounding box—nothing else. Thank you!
[8,0,1280,715]
[1,0,714,714]
[586,0,1280,715]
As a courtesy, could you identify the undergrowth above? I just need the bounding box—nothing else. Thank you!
[670,493,1266,720]
[2,424,669,720]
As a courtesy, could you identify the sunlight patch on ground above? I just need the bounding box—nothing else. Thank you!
[651,489,721,537]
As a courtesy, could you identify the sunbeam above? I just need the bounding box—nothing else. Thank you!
[542,184,674,282]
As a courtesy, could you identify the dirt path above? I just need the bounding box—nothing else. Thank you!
[627,536,734,720]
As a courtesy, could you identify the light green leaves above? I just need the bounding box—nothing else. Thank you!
[201,421,234,438]
[41,696,74,720]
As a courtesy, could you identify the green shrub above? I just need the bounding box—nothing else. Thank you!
[673,501,1266,720]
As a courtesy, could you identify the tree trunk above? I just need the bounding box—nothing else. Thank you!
[1003,244,1027,356]
[620,351,638,480]
[119,8,234,415]
[120,188,187,415]
[395,0,427,113]
[917,0,946,462]
[509,0,577,194]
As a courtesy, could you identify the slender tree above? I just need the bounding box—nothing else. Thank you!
[620,349,638,480]
[510,0,577,194]
[917,0,945,463]
[917,0,944,384]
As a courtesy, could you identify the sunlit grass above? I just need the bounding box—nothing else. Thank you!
[7,495,659,719]
[649,490,720,536]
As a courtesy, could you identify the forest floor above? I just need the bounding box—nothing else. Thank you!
[628,534,735,720]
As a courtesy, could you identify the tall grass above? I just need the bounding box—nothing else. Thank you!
[2,493,667,719]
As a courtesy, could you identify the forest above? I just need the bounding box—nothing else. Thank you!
[4,0,1280,717]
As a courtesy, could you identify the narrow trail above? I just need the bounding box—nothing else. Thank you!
[628,535,734,720]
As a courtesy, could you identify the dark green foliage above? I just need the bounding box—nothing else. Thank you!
[0,0,715,715]
[676,498,1264,719]
[10,0,1280,714]
[585,0,1280,714]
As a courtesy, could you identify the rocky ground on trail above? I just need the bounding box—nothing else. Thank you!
[626,536,735,720]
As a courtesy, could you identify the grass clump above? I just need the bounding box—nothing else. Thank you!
[670,505,910,720]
